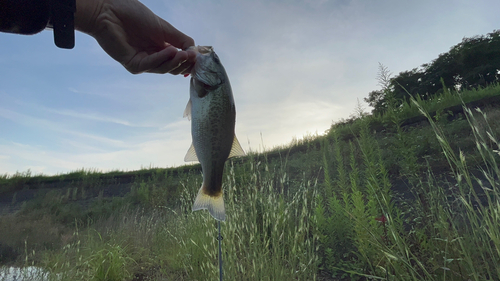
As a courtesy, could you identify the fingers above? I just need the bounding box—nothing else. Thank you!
[166,49,197,75]
[124,46,196,74]
[89,0,196,75]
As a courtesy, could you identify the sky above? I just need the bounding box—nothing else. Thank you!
[0,0,499,176]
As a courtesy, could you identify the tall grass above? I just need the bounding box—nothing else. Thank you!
[165,157,319,280]
[317,93,500,280]
[382,81,500,123]
[410,100,500,280]
[330,82,500,143]
[14,156,319,280]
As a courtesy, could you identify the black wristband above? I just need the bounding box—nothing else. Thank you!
[49,0,76,49]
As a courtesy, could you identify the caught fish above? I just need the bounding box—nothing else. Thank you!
[184,46,245,221]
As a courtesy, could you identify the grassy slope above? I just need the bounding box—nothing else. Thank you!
[0,83,500,280]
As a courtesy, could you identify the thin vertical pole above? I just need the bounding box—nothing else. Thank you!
[217,221,223,281]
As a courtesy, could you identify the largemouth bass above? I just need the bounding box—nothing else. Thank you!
[184,46,245,221]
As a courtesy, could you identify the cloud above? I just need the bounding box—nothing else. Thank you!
[40,107,151,128]
[0,103,193,175]
[0,131,192,175]
[236,95,347,151]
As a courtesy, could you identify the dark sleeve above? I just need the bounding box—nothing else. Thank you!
[0,0,51,35]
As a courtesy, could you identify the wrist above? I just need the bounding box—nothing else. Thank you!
[74,0,104,36]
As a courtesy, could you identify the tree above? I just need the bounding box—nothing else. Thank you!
[364,89,386,115]
[420,50,459,95]
[454,31,500,88]
[367,30,500,115]
[390,68,425,102]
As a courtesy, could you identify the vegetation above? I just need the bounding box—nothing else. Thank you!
[366,30,500,115]
[2,44,500,279]
[1,156,319,280]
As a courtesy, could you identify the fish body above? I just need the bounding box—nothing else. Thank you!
[184,46,245,221]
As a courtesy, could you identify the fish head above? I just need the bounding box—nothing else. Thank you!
[189,46,227,97]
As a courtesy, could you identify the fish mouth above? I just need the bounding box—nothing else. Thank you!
[197,46,213,55]
[186,46,213,55]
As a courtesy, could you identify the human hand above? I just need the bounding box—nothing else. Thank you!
[75,0,195,75]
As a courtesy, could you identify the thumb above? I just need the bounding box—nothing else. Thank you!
[158,18,195,50]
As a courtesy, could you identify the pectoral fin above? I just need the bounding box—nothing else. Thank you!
[228,135,246,158]
[184,143,199,162]
[183,99,192,120]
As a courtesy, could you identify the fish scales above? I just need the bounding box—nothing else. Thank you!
[183,46,245,221]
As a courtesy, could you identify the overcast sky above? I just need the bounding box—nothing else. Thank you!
[1,0,499,176]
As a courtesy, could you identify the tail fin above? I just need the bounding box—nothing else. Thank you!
[192,186,226,221]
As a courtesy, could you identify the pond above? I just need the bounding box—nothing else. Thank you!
[0,267,52,281]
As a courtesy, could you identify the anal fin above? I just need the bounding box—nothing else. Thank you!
[228,134,246,158]
[184,143,199,162]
